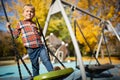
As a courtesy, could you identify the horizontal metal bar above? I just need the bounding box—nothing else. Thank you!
[61,0,102,21]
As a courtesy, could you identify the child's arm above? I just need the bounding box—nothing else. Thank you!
[6,22,21,39]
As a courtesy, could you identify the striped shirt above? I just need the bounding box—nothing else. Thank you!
[13,20,42,48]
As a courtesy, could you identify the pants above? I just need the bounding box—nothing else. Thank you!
[26,45,53,77]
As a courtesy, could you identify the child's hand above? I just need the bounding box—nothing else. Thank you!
[6,22,11,32]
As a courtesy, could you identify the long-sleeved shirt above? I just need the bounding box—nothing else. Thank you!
[13,20,42,48]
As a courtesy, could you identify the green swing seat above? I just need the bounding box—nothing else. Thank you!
[34,68,74,80]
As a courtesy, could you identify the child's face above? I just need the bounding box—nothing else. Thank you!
[23,6,35,20]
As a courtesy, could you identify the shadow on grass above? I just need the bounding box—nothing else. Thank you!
[0,72,14,77]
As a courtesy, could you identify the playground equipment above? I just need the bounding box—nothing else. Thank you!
[43,0,86,80]
[74,19,115,80]
[63,0,120,80]
[46,33,69,63]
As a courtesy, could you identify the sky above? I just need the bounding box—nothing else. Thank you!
[0,0,14,32]
[0,9,7,31]
[0,11,13,32]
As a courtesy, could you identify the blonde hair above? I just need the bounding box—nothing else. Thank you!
[23,4,35,12]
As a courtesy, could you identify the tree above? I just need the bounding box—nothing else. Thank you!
[0,30,25,57]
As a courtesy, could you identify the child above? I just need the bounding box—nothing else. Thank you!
[6,4,53,77]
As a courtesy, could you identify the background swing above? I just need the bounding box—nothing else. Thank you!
[74,20,115,80]
[61,0,120,80]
